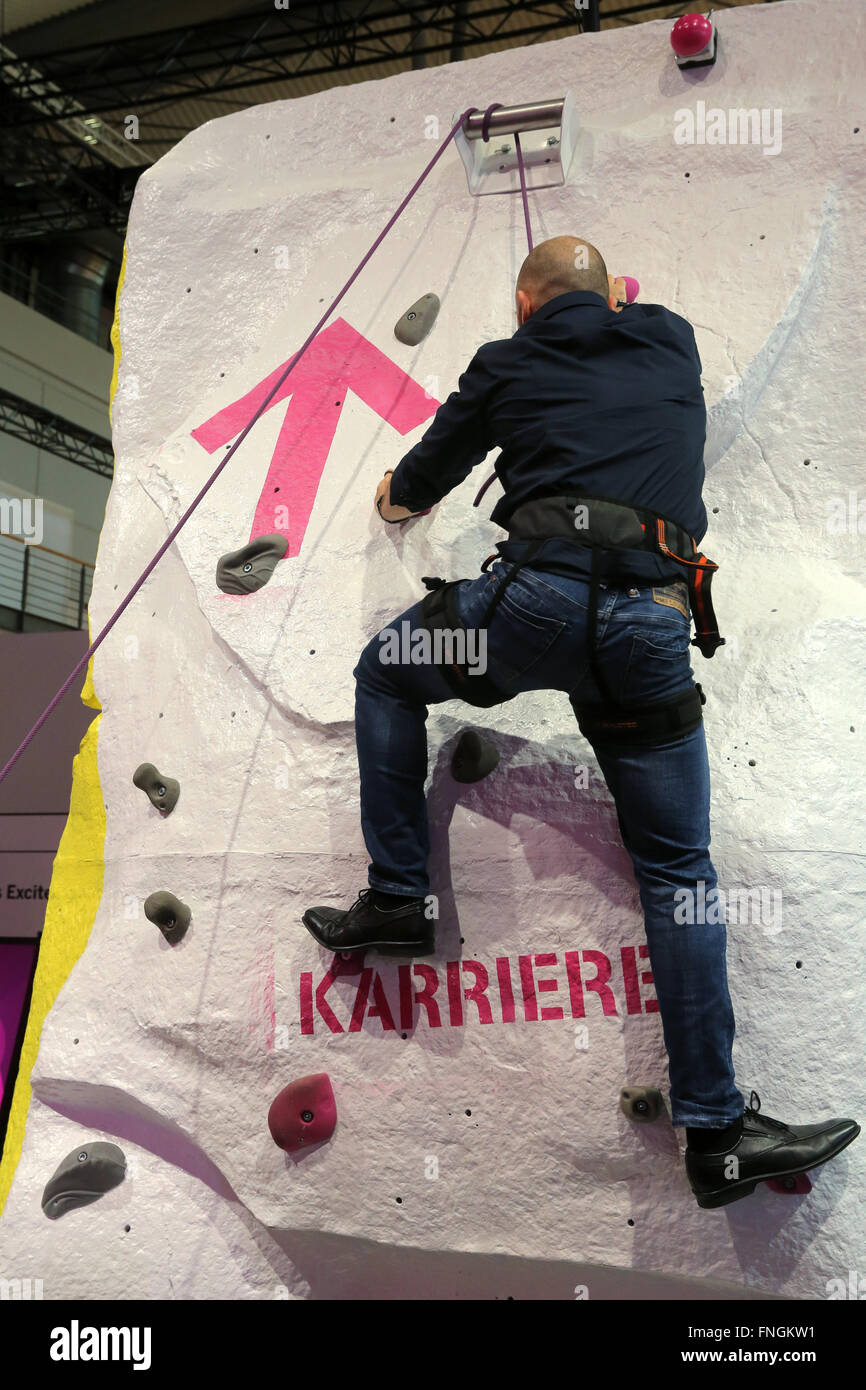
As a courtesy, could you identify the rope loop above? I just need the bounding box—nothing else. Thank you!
[480,102,504,142]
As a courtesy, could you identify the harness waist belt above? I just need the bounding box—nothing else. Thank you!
[504,492,725,663]
[418,491,721,727]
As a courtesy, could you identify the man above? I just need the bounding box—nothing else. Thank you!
[303,236,858,1208]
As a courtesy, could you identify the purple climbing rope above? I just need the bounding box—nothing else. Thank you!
[477,101,533,250]
[473,470,500,508]
[480,102,504,142]
[0,108,477,790]
[513,131,534,252]
[472,122,535,508]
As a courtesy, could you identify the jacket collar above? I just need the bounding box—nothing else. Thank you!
[517,290,610,332]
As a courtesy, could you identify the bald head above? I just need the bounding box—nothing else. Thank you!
[516,236,610,325]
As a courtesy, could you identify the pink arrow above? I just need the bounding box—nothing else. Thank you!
[191,318,441,557]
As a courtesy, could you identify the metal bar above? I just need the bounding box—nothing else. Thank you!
[77,565,85,629]
[0,531,95,569]
[2,1,727,134]
[19,545,29,629]
[462,98,564,141]
[1,3,582,123]
[0,388,113,478]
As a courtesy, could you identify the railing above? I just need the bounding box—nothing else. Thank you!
[0,259,109,349]
[0,531,94,630]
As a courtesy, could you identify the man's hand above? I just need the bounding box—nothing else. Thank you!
[608,274,627,312]
[375,471,420,523]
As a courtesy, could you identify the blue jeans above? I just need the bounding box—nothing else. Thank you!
[352,561,744,1127]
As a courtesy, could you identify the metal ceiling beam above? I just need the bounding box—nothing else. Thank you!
[0,41,151,166]
[0,135,141,237]
[0,35,149,239]
[0,0,698,126]
[0,388,114,478]
[0,74,143,238]
[0,0,746,238]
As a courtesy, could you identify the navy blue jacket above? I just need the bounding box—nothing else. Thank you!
[388,290,708,585]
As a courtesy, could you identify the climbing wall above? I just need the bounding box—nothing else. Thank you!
[1,0,864,1300]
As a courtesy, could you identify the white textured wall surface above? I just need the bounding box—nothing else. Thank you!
[2,0,864,1300]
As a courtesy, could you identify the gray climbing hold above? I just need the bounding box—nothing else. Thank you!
[216,533,289,595]
[620,1086,664,1123]
[144,890,191,943]
[41,1142,126,1220]
[452,730,500,783]
[394,293,440,346]
[133,762,180,815]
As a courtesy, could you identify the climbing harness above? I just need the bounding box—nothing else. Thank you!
[418,535,546,708]
[430,475,725,732]
[502,492,723,700]
[433,481,724,738]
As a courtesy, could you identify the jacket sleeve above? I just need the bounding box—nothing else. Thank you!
[387,345,498,511]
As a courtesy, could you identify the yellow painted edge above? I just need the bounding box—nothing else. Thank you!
[0,244,127,1213]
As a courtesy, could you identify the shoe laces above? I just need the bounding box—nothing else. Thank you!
[745,1089,789,1132]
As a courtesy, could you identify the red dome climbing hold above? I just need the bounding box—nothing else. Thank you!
[670,14,714,59]
[268,1072,337,1152]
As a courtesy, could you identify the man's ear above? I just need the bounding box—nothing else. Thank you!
[516,288,532,326]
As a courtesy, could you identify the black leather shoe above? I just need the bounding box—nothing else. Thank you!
[686,1090,860,1209]
[302,888,434,957]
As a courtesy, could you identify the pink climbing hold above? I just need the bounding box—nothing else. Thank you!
[766,1172,813,1196]
[268,1072,337,1153]
[621,276,640,304]
[670,13,714,59]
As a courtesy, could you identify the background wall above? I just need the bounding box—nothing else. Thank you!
[0,629,94,936]
[0,627,95,1175]
[0,0,863,1300]
[0,292,112,571]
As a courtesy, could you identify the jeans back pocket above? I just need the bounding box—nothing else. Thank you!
[622,621,693,705]
[483,582,567,690]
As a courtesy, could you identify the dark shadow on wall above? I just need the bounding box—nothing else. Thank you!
[30,1080,237,1204]
[262,1223,789,1301]
[318,712,641,1035]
